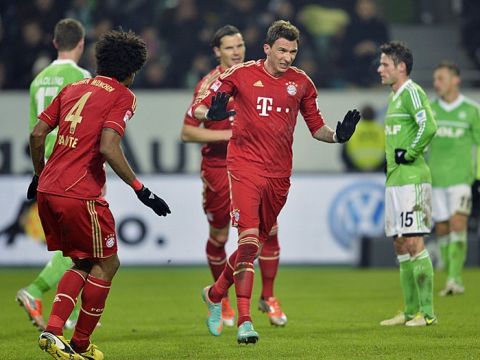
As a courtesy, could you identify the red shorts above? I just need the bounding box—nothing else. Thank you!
[37,192,117,259]
[201,166,230,228]
[228,170,290,242]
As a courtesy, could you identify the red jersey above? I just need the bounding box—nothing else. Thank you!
[37,76,136,199]
[195,60,325,177]
[184,66,233,168]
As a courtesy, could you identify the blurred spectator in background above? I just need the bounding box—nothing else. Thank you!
[341,104,385,172]
[460,0,480,71]
[297,2,349,87]
[158,0,204,87]
[135,58,172,88]
[12,20,51,89]
[340,0,389,87]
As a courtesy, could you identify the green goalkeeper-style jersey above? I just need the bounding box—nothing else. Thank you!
[428,95,480,187]
[385,79,437,186]
[29,59,91,158]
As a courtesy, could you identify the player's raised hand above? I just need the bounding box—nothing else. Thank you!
[135,186,171,216]
[27,174,39,200]
[335,109,361,143]
[206,92,236,121]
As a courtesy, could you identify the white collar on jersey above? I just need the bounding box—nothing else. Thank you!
[438,94,464,112]
[51,59,77,66]
[392,79,413,101]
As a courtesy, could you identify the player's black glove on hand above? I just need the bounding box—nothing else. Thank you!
[206,92,236,121]
[335,109,361,143]
[394,148,413,164]
[27,175,39,200]
[135,186,171,216]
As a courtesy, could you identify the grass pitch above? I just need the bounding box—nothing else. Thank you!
[0,266,479,359]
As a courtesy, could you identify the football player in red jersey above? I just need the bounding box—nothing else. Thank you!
[193,20,360,344]
[182,25,287,328]
[29,30,171,359]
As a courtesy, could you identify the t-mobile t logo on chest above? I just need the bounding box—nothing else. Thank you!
[256,97,290,117]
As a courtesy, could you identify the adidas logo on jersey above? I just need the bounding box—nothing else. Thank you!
[253,80,264,87]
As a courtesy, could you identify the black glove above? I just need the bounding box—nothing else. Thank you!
[27,175,39,200]
[394,148,413,164]
[135,186,171,216]
[335,109,361,143]
[206,92,236,121]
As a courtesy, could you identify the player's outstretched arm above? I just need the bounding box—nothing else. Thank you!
[181,124,232,144]
[27,120,53,199]
[100,128,171,216]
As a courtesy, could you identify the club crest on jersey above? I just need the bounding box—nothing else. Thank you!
[286,81,298,96]
[210,79,222,92]
[105,234,116,248]
[123,110,132,123]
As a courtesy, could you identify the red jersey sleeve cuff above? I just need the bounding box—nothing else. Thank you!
[103,121,125,137]
[38,112,56,128]
[184,115,201,127]
[309,122,325,136]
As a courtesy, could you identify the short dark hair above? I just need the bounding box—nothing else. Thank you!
[265,20,300,46]
[210,25,241,48]
[95,30,147,82]
[434,61,460,76]
[380,41,413,75]
[54,18,85,51]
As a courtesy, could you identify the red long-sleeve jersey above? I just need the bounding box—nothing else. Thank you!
[194,59,325,177]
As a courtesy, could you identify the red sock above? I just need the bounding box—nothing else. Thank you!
[234,235,259,326]
[259,232,280,299]
[210,250,236,303]
[46,269,86,336]
[71,275,111,353]
[206,237,227,281]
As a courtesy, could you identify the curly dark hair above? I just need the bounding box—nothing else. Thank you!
[95,30,147,82]
[380,41,413,75]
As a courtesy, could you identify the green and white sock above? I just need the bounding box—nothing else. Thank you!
[437,234,450,271]
[448,231,467,285]
[26,251,73,298]
[412,249,435,319]
[398,254,418,319]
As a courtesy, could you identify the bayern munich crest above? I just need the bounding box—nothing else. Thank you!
[231,208,240,226]
[105,234,116,248]
[286,81,297,96]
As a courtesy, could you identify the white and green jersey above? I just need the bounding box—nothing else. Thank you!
[429,95,480,187]
[29,59,91,158]
[385,79,437,186]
